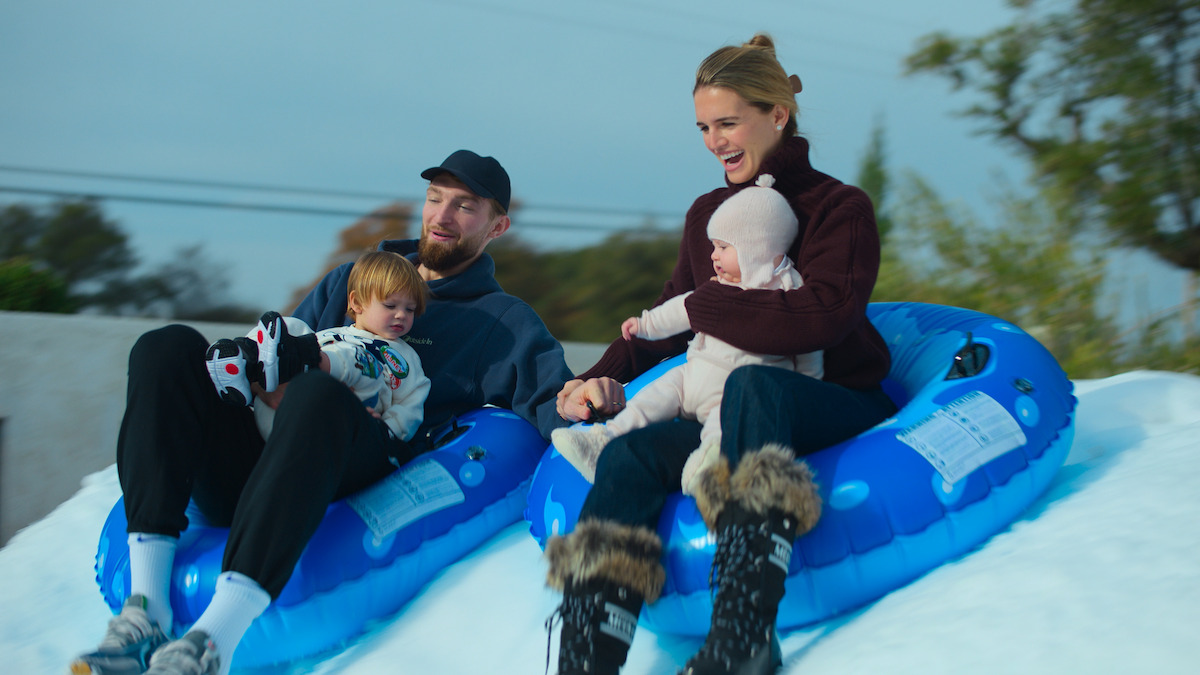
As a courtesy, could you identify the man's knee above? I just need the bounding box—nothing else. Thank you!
[130,324,206,370]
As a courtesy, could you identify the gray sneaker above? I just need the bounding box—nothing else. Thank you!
[144,631,219,675]
[69,595,169,675]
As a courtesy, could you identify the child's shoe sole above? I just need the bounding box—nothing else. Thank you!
[205,339,253,407]
[254,311,285,392]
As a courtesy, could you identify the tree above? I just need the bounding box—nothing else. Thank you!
[1,200,141,309]
[0,257,75,313]
[905,0,1200,272]
[36,200,137,288]
[140,245,262,323]
[855,114,894,244]
[873,172,1126,377]
[1,199,256,320]
[284,202,413,313]
[0,204,41,259]
[490,226,680,343]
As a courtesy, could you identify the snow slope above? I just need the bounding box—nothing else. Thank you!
[4,370,1199,674]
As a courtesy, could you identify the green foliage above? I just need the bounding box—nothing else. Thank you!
[2,199,141,310]
[905,0,1200,271]
[490,228,681,343]
[870,170,1200,377]
[486,170,1196,378]
[1,199,255,320]
[0,257,76,313]
[36,200,137,285]
[855,115,894,244]
[1125,320,1200,374]
[874,173,1126,377]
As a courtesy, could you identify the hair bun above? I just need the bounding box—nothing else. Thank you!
[746,33,775,51]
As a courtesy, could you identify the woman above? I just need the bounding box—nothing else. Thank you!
[545,34,896,675]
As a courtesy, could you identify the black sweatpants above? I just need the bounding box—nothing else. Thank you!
[116,324,409,598]
[578,364,897,531]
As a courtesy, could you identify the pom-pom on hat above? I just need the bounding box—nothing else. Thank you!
[706,174,799,288]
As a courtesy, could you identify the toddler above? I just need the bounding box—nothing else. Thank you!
[206,250,430,444]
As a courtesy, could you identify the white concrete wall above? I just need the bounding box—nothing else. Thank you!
[0,310,606,546]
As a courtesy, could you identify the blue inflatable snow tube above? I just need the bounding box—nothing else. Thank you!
[94,407,547,668]
[525,302,1077,635]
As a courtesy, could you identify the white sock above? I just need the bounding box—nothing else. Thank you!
[127,533,177,635]
[190,571,272,675]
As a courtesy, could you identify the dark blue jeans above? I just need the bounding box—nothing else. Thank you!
[578,364,897,531]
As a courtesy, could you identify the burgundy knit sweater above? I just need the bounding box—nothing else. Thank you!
[578,136,891,390]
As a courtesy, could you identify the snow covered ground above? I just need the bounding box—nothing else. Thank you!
[4,370,1199,674]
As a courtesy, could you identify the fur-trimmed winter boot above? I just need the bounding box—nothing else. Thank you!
[682,444,822,675]
[545,519,666,675]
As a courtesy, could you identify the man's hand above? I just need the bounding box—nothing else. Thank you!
[556,377,626,423]
[252,382,287,410]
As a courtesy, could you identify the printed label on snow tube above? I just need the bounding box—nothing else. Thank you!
[897,390,1027,484]
[348,459,466,539]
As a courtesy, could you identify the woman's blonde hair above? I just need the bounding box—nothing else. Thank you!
[346,250,427,320]
[694,33,799,137]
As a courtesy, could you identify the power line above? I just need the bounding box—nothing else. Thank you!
[0,185,391,220]
[0,185,676,233]
[0,164,396,201]
[0,165,687,222]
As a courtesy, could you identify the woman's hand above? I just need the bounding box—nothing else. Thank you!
[556,377,626,422]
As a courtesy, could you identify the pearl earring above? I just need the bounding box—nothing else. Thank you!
[776,125,783,131]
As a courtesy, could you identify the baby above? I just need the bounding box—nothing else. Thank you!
[552,175,823,494]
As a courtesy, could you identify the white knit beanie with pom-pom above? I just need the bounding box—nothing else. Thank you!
[706,174,799,288]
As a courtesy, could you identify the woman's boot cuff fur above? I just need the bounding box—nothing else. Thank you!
[544,519,666,603]
[694,444,822,537]
[692,455,732,531]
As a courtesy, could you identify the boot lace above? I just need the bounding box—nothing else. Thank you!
[690,521,772,672]
[545,589,598,674]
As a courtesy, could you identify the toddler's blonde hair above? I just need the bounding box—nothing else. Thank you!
[346,251,426,320]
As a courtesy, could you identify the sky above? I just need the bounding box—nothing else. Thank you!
[3,368,1198,673]
[0,0,1030,311]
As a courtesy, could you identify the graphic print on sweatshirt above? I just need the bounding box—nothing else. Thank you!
[323,333,413,391]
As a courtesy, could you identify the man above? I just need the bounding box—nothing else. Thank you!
[71,150,573,675]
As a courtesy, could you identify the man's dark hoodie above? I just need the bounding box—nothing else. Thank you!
[293,239,572,443]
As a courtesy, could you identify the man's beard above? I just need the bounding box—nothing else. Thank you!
[417,233,477,272]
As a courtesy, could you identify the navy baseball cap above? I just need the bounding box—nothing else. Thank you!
[420,150,511,213]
